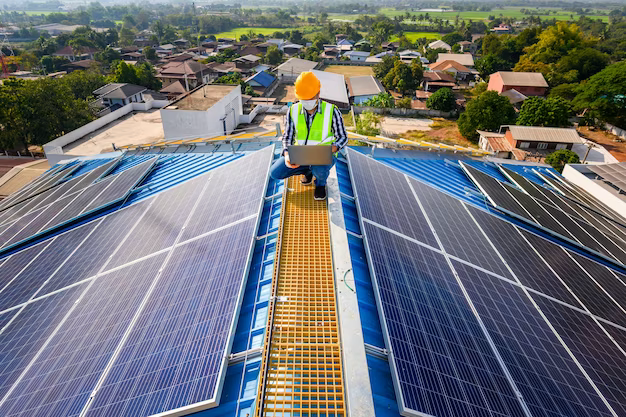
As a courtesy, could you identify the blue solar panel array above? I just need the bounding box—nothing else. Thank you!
[0,146,274,417]
[347,148,623,417]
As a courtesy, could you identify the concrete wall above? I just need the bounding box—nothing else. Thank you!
[353,106,453,118]
[563,164,626,216]
[160,85,242,140]
[43,100,170,160]
[239,104,262,124]
[321,59,375,66]
[606,123,626,140]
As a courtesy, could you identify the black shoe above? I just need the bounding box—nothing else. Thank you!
[314,185,327,200]
[301,172,314,185]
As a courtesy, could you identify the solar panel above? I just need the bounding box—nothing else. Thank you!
[347,149,437,247]
[532,295,626,416]
[461,163,532,221]
[84,218,258,417]
[500,167,554,204]
[182,146,273,241]
[0,308,17,330]
[0,284,87,403]
[466,206,585,309]
[0,208,47,248]
[408,177,513,278]
[453,260,614,417]
[0,254,167,417]
[0,222,98,311]
[0,241,48,295]
[361,221,527,417]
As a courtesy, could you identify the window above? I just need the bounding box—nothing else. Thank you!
[519,142,530,149]
[537,143,548,150]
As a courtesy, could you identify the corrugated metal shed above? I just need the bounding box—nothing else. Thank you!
[504,125,584,144]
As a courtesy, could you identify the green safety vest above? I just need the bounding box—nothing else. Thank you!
[290,101,335,146]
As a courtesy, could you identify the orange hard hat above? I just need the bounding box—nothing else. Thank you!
[294,71,321,100]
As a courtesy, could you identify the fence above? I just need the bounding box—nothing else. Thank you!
[353,106,454,118]
[605,123,626,141]
[321,60,375,67]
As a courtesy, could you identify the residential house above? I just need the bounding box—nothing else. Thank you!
[160,80,187,100]
[157,60,211,91]
[365,50,394,64]
[436,53,474,68]
[121,52,145,62]
[160,84,243,139]
[346,75,385,105]
[93,83,147,108]
[53,45,98,62]
[487,71,549,97]
[281,43,304,56]
[233,41,252,52]
[133,36,155,48]
[477,130,514,159]
[422,71,456,92]
[62,59,96,73]
[257,39,285,53]
[500,89,528,110]
[239,46,262,56]
[320,47,341,60]
[491,23,512,34]
[458,41,477,54]
[234,55,262,71]
[162,53,195,63]
[398,50,427,64]
[185,47,209,57]
[217,37,235,43]
[381,41,400,52]
[173,39,189,48]
[311,69,349,109]
[428,40,451,51]
[343,51,370,62]
[275,58,319,80]
[428,60,475,81]
[155,44,177,56]
[500,125,584,153]
[335,34,348,42]
[245,71,277,96]
[336,39,354,52]
[354,39,371,50]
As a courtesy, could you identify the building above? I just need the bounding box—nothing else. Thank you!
[491,23,512,34]
[500,125,584,153]
[428,60,475,81]
[342,51,369,62]
[159,80,187,100]
[281,43,304,56]
[3,131,626,417]
[173,38,189,48]
[93,83,147,108]
[245,71,277,96]
[121,52,144,62]
[346,75,385,105]
[381,41,400,52]
[53,45,98,62]
[354,39,371,50]
[275,58,319,80]
[336,39,354,52]
[320,47,341,60]
[422,71,457,92]
[157,60,211,91]
[478,130,514,159]
[436,53,474,68]
[155,44,177,56]
[458,41,477,54]
[563,162,626,215]
[488,71,549,96]
[428,39,451,51]
[234,54,262,71]
[311,69,350,109]
[62,59,96,73]
[160,84,243,140]
[500,89,528,109]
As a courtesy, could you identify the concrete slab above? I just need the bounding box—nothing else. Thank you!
[380,116,433,135]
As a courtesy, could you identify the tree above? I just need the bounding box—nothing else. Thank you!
[517,97,573,127]
[111,61,139,85]
[474,54,512,80]
[356,111,382,136]
[441,32,464,46]
[573,61,626,126]
[396,97,411,108]
[143,46,157,61]
[555,47,610,82]
[95,46,121,65]
[265,45,283,65]
[545,149,580,173]
[373,55,396,79]
[425,88,456,112]
[458,91,516,141]
[425,47,447,64]
[382,60,419,95]
[60,70,106,100]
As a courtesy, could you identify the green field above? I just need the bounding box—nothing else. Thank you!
[391,31,441,41]
[328,6,610,23]
[5,10,58,15]
[214,27,304,40]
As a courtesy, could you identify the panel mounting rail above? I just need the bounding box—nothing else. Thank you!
[255,175,346,416]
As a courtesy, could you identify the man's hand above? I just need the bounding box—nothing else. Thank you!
[284,152,300,169]
[332,145,339,153]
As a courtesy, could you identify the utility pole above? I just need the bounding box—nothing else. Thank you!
[582,141,594,164]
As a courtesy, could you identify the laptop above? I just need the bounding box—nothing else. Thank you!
[287,145,333,166]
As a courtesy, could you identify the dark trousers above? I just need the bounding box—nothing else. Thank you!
[269,156,336,186]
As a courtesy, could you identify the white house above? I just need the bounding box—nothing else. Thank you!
[428,40,451,51]
[344,51,370,62]
[346,76,385,105]
[160,84,243,140]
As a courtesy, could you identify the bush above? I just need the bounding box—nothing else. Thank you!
[545,149,580,173]
[356,111,382,136]
[425,88,456,112]
[396,97,412,109]
[458,91,516,142]
[362,92,395,108]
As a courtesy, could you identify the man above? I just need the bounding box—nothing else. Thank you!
[269,71,348,200]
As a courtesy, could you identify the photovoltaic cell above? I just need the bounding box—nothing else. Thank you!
[0,308,17,330]
[501,167,554,204]
[65,159,118,196]
[182,147,272,241]
[347,149,437,247]
[462,164,532,221]
[522,231,626,325]
[0,240,49,294]
[453,260,613,417]
[361,221,526,417]
[0,208,45,247]
[0,254,167,417]
[0,284,86,403]
[409,178,512,278]
[467,206,585,309]
[85,218,257,417]
[37,200,149,295]
[533,295,626,416]
[107,176,205,270]
[0,222,99,311]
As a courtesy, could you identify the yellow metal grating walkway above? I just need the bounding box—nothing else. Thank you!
[255,175,345,417]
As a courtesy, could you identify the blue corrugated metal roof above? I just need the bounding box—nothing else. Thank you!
[247,71,276,88]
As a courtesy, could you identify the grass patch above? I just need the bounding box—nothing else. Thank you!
[342,112,354,127]
[7,10,57,15]
[391,31,441,42]
[214,26,319,40]
[323,65,374,78]
[402,118,478,148]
